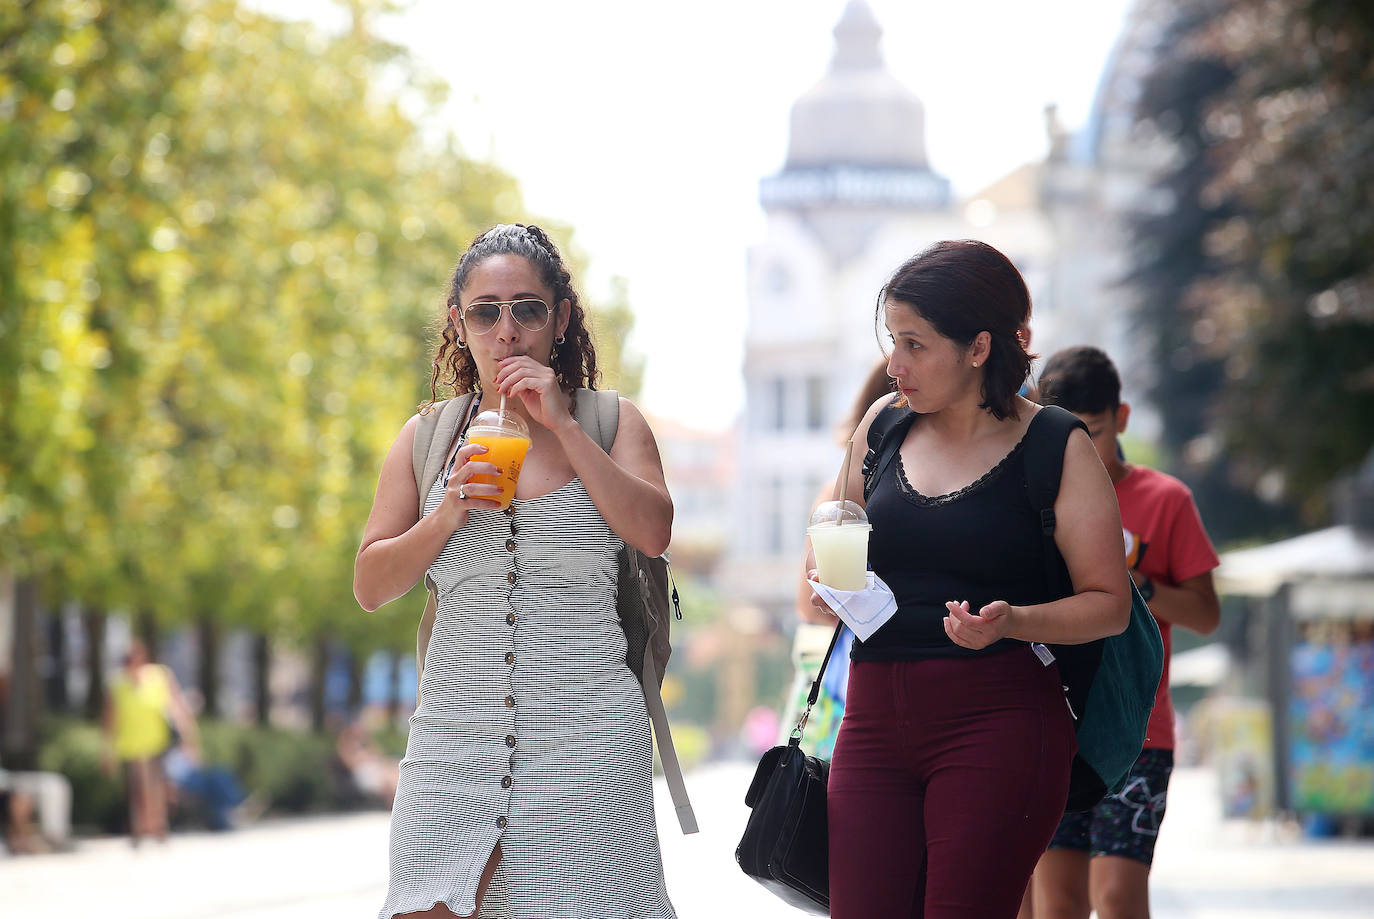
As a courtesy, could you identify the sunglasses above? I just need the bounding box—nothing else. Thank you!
[461,298,552,335]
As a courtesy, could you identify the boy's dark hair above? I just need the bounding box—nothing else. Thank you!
[1038,345,1122,415]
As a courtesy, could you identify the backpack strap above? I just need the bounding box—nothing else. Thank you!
[1020,405,1088,593]
[577,387,697,834]
[574,388,619,453]
[412,394,479,516]
[642,641,698,833]
[411,394,478,693]
[1022,405,1098,720]
[861,396,914,502]
[1022,406,1160,809]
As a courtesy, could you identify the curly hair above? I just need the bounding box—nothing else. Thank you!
[425,223,599,409]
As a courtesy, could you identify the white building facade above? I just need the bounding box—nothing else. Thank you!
[724,1,1055,624]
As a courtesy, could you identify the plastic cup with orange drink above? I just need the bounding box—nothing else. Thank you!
[464,407,531,510]
[458,406,527,513]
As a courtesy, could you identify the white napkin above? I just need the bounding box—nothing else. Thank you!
[807,572,898,642]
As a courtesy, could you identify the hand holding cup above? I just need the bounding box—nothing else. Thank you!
[444,442,505,513]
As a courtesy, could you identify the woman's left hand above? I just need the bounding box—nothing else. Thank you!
[495,355,572,430]
[943,599,1014,650]
[806,569,839,617]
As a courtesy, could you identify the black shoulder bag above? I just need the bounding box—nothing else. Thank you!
[734,395,910,912]
[736,621,845,915]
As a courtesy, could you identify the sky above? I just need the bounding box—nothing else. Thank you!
[262,0,1135,431]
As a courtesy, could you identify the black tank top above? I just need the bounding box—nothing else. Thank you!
[854,409,1065,661]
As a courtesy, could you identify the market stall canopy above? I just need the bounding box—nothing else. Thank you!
[1170,642,1230,688]
[1216,525,1374,597]
[1217,448,1374,609]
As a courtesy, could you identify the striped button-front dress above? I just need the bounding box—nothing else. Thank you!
[378,473,676,919]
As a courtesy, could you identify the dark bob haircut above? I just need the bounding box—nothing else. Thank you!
[876,239,1034,420]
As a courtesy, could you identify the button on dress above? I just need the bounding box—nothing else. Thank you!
[378,475,675,919]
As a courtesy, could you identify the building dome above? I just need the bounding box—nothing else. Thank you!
[785,1,929,169]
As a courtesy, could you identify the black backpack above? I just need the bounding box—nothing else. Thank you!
[862,401,1163,812]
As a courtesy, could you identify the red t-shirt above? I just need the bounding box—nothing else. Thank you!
[1115,465,1219,750]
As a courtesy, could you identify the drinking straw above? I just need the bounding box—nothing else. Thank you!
[498,392,507,420]
[834,438,854,525]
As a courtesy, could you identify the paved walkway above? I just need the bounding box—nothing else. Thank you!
[2,765,1370,917]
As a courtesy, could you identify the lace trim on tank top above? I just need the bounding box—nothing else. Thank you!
[894,438,1028,507]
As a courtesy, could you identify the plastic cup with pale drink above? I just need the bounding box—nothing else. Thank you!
[807,500,872,591]
[465,408,531,510]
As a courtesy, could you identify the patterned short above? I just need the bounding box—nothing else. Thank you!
[1048,748,1175,865]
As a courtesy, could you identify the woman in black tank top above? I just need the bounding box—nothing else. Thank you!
[806,241,1131,919]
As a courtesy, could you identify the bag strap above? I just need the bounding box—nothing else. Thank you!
[788,621,847,746]
[412,393,478,696]
[577,388,697,832]
[1020,405,1088,592]
[412,394,479,517]
[574,388,619,454]
[643,641,698,833]
[862,397,914,502]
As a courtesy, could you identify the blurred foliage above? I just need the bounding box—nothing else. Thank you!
[37,719,125,832]
[39,716,381,831]
[658,570,794,757]
[369,719,409,759]
[0,0,640,672]
[667,660,718,728]
[652,720,709,773]
[1119,432,1162,475]
[673,571,725,629]
[593,275,644,399]
[1130,0,1374,531]
[198,719,346,814]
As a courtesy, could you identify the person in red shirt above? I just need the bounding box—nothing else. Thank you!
[1022,346,1221,919]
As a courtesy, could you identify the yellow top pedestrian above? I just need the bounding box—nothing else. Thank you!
[110,662,173,761]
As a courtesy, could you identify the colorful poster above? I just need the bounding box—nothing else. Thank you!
[1289,632,1374,813]
[1210,697,1276,819]
[778,624,852,759]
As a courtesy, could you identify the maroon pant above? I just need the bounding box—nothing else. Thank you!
[828,650,1075,918]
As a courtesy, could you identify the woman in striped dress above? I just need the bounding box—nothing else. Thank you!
[354,224,676,918]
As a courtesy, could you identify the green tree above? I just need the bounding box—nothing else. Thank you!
[1199,0,1374,514]
[1127,0,1288,543]
[3,0,632,741]
[1129,0,1374,530]
[1,0,194,742]
[136,0,528,715]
